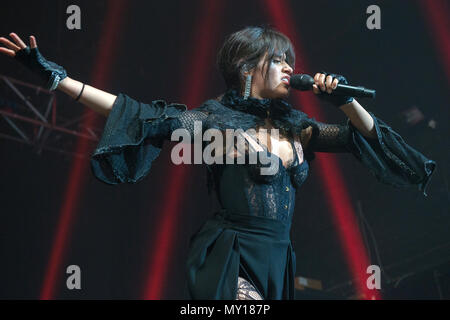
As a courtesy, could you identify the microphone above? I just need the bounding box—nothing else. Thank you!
[289,74,376,99]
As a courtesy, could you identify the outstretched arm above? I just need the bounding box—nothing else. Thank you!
[0,32,116,117]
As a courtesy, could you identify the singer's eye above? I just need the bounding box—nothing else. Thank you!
[272,59,282,64]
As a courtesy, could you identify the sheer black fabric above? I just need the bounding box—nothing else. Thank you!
[167,110,209,139]
[307,121,351,153]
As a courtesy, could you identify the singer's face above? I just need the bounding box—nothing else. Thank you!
[246,51,294,100]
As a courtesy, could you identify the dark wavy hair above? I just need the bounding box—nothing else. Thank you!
[216,26,295,91]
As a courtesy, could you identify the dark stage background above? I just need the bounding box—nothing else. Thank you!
[0,0,449,299]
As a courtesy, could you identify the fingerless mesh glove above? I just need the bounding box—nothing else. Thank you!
[15,47,67,91]
[317,71,354,107]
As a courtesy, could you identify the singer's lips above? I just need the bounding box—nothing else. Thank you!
[281,75,290,84]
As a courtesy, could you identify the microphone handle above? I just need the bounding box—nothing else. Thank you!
[334,83,376,98]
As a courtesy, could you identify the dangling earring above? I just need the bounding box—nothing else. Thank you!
[244,74,252,100]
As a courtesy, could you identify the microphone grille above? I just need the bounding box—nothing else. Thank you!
[290,74,314,90]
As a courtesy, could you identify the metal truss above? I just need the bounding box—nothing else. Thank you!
[0,74,103,159]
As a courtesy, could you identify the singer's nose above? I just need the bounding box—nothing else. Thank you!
[283,63,293,75]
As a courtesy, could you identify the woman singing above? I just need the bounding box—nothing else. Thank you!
[0,26,435,300]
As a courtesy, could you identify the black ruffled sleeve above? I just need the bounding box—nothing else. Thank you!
[90,93,187,185]
[305,112,436,196]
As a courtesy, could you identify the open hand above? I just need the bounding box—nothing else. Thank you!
[0,32,37,58]
[0,32,66,90]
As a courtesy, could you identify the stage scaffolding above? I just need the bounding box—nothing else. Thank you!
[0,74,102,159]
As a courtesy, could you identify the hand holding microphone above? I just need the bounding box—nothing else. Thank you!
[289,71,376,108]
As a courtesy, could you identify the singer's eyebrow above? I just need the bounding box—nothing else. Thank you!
[274,53,287,62]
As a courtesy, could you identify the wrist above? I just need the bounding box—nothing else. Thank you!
[56,77,84,101]
[339,99,361,118]
[75,83,85,102]
[338,97,355,110]
[56,76,70,91]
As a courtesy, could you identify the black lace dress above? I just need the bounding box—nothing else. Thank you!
[90,89,436,299]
